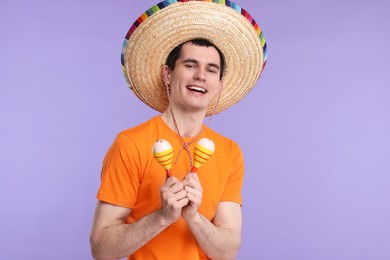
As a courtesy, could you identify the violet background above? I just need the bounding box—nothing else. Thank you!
[1,0,389,259]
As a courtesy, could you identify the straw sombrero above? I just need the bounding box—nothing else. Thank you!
[121,0,268,116]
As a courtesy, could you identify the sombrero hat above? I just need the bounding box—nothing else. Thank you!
[121,0,268,116]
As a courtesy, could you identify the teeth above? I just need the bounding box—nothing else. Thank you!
[188,86,207,93]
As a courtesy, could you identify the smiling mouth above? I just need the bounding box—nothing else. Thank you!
[187,85,207,94]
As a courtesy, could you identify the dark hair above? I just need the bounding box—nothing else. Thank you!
[165,38,225,79]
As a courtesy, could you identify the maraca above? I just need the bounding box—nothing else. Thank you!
[152,139,173,177]
[191,138,215,172]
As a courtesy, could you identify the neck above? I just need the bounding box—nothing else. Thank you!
[161,108,206,138]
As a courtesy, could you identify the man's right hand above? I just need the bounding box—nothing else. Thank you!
[158,176,189,225]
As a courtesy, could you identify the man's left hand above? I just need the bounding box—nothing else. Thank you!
[181,173,203,220]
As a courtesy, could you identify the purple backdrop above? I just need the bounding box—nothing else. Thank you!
[1,0,389,259]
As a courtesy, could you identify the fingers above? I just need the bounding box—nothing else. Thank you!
[162,178,187,202]
[180,173,203,220]
[184,186,202,204]
[182,173,202,191]
[182,173,202,203]
[160,174,203,220]
[160,177,189,212]
[162,177,184,193]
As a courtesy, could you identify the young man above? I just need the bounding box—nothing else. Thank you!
[90,1,267,259]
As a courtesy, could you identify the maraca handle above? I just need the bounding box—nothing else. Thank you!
[190,166,198,173]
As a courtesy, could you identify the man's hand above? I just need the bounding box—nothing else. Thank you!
[181,173,203,220]
[159,176,189,225]
[180,173,241,259]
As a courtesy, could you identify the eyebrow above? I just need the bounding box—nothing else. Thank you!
[183,58,220,70]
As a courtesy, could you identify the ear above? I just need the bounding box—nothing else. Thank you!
[161,65,171,86]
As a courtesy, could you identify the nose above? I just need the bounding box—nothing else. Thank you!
[193,67,206,81]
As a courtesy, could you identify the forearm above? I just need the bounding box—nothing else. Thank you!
[90,210,170,259]
[185,212,241,260]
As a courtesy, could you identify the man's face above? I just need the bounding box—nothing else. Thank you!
[165,42,222,114]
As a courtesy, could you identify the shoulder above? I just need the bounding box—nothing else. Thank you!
[206,128,238,148]
[116,116,164,145]
[108,116,161,154]
[119,116,160,140]
[205,127,241,153]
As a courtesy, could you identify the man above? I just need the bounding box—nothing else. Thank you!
[90,1,267,259]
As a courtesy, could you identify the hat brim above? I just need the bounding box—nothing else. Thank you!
[122,0,267,116]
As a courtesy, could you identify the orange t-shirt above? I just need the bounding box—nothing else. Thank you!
[97,116,244,259]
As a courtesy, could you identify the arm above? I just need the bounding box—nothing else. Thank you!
[182,173,242,260]
[90,177,189,260]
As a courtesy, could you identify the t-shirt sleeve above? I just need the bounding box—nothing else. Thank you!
[220,142,244,205]
[97,132,141,208]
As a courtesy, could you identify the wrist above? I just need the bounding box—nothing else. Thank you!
[183,211,202,224]
[155,210,174,227]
